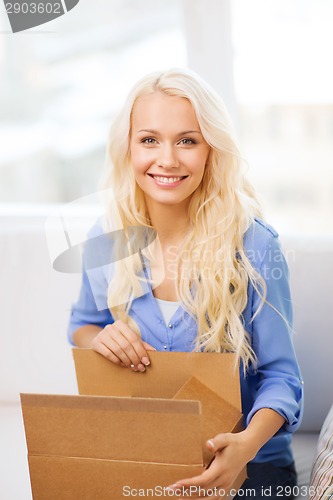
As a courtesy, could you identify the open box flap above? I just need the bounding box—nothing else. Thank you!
[173,376,244,466]
[72,349,241,411]
[20,393,203,465]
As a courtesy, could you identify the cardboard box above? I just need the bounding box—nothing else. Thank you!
[21,350,246,499]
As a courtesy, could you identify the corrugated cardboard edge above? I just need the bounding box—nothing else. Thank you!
[21,392,200,414]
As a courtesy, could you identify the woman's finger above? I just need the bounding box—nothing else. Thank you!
[167,466,219,491]
[91,338,124,366]
[102,323,151,370]
[116,321,153,366]
[102,334,143,368]
[92,321,154,370]
[206,433,231,452]
[142,341,156,351]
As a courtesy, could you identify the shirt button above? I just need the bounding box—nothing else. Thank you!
[163,345,167,350]
[168,324,172,328]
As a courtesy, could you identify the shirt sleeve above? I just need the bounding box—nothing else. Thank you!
[246,235,304,433]
[67,267,114,345]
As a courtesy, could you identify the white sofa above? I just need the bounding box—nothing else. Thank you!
[0,212,332,499]
[285,235,333,495]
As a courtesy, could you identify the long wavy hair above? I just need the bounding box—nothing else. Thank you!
[102,68,266,373]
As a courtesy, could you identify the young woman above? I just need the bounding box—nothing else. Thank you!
[68,68,303,499]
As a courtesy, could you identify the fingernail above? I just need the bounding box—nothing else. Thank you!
[207,439,214,449]
[166,484,179,490]
[137,363,146,372]
[141,356,150,366]
[130,364,138,372]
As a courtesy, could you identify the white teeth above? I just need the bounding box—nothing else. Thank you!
[152,176,183,183]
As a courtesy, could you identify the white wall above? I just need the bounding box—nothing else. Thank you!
[0,213,79,402]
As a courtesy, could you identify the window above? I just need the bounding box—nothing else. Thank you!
[2,0,332,236]
[0,0,186,204]
[231,0,333,235]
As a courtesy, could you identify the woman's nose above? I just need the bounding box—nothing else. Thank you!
[157,144,179,168]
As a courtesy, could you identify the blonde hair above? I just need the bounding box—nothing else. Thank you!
[102,68,266,373]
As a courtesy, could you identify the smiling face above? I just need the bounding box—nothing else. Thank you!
[129,91,210,210]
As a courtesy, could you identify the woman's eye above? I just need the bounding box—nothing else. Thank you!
[142,137,157,144]
[179,138,196,145]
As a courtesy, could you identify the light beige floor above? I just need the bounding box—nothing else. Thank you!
[0,404,32,500]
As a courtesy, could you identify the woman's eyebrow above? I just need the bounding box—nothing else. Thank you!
[137,129,202,135]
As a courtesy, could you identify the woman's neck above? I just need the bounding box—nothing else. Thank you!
[146,199,190,245]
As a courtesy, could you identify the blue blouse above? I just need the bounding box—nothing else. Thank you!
[68,217,304,467]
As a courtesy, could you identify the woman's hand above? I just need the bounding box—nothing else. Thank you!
[167,431,255,499]
[167,408,285,498]
[91,320,155,372]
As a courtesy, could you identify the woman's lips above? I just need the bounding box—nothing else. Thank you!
[147,173,188,187]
